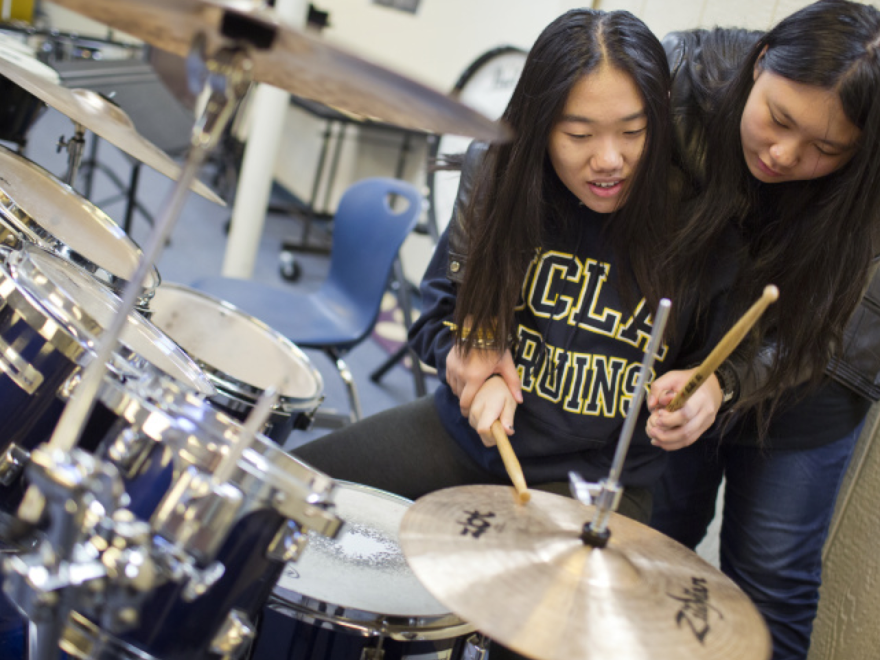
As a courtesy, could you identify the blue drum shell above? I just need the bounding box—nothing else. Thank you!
[117,508,287,660]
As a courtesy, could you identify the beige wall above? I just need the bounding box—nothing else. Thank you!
[807,404,880,660]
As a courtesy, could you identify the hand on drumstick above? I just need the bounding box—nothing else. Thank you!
[646,285,779,451]
[647,368,723,450]
[446,344,522,418]
[468,375,530,503]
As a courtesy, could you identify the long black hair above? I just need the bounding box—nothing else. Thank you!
[454,8,677,352]
[666,0,880,417]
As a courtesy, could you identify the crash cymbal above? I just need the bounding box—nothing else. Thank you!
[0,50,225,205]
[399,485,771,660]
[45,0,509,141]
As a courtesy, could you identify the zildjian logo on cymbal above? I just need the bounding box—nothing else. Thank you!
[668,577,724,643]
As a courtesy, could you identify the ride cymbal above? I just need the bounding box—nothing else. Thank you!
[399,485,771,660]
[45,0,509,141]
[0,51,225,205]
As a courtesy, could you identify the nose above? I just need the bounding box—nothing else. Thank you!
[592,138,624,172]
[768,138,799,170]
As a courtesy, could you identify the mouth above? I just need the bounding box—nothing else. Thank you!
[755,157,783,178]
[588,179,624,197]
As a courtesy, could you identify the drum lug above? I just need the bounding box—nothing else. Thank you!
[360,641,386,660]
[0,333,44,394]
[462,634,490,660]
[266,519,308,563]
[295,396,325,431]
[210,608,255,660]
[151,466,245,566]
[104,427,155,476]
[0,443,30,486]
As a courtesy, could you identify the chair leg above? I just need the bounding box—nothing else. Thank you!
[329,348,362,423]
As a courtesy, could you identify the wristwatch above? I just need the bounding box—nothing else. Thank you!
[714,362,739,409]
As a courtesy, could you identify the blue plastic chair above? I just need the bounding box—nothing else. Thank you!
[191,177,423,424]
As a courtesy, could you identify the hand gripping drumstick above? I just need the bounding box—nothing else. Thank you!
[491,420,531,504]
[665,285,779,412]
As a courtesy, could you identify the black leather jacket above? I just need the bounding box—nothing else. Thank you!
[665,29,880,402]
[445,140,487,286]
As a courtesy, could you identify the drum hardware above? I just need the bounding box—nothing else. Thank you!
[0,444,30,487]
[400,485,772,660]
[251,482,476,660]
[47,0,508,141]
[208,608,255,660]
[1,446,244,660]
[394,299,767,660]
[16,40,252,531]
[0,52,226,205]
[0,146,164,313]
[147,283,325,443]
[575,298,670,547]
[54,123,87,188]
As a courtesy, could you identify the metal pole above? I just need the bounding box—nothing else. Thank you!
[221,0,307,278]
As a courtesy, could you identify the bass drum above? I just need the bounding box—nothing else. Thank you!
[426,46,527,239]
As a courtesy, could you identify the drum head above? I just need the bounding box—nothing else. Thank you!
[274,482,452,618]
[148,283,323,409]
[9,245,213,395]
[0,144,160,300]
[427,47,527,238]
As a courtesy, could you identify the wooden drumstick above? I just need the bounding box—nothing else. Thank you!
[665,285,779,412]
[491,420,530,504]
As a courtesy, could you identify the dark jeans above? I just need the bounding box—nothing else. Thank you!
[650,424,862,660]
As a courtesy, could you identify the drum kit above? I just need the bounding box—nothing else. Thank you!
[0,2,771,660]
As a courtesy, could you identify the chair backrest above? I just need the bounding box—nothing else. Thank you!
[319,176,423,332]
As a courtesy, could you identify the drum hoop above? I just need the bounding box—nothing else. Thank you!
[206,384,321,417]
[1,254,101,364]
[6,246,213,395]
[89,372,183,441]
[267,596,476,641]
[152,283,325,401]
[170,399,336,506]
[0,145,160,298]
[62,611,160,660]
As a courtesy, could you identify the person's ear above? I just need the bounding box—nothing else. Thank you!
[753,45,769,81]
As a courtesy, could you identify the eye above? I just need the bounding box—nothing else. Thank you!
[565,132,591,139]
[770,112,787,128]
[624,127,647,136]
[814,144,841,157]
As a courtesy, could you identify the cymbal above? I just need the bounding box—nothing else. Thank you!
[0,51,225,206]
[399,485,771,660]
[45,0,509,141]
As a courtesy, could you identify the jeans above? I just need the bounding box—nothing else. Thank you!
[650,424,862,660]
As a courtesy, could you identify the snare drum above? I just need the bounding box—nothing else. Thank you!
[62,401,342,660]
[0,244,213,514]
[251,482,479,660]
[148,283,324,442]
[0,144,161,311]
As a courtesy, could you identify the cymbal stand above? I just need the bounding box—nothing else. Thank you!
[57,123,87,188]
[570,298,671,548]
[17,30,256,526]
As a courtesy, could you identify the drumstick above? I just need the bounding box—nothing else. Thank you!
[666,285,779,412]
[491,420,530,504]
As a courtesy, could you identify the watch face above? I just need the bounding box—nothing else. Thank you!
[428,47,527,237]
